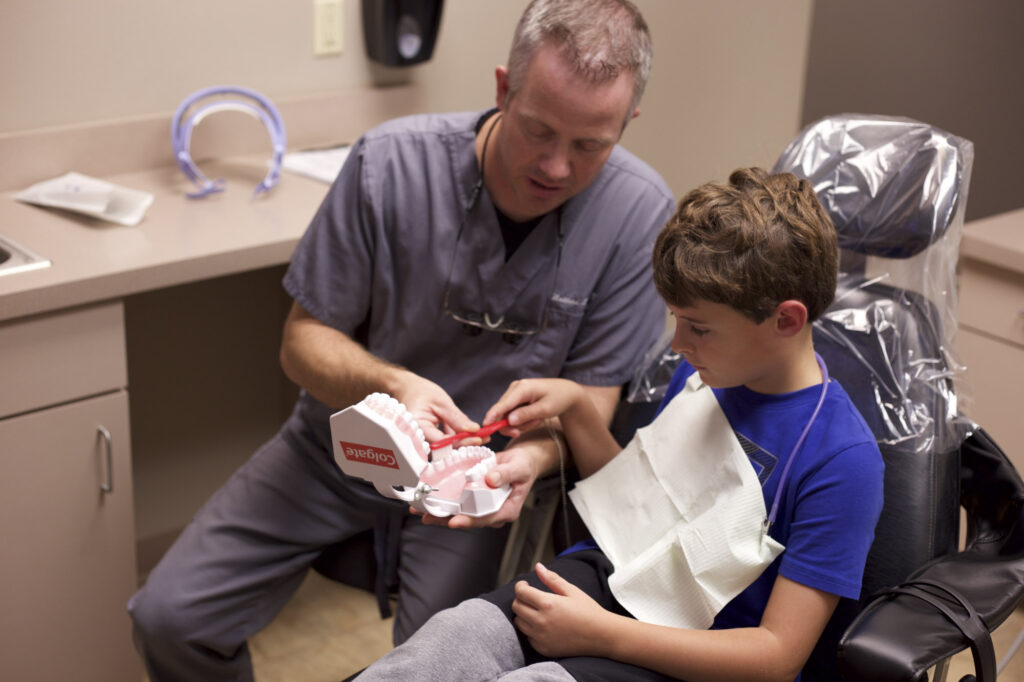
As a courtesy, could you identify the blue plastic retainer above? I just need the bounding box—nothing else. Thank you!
[170,85,287,199]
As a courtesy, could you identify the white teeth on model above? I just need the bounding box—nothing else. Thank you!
[466,461,487,481]
[455,446,486,463]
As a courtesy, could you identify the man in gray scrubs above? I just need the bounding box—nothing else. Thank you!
[128,1,674,680]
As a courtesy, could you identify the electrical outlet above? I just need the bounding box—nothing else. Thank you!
[314,0,344,57]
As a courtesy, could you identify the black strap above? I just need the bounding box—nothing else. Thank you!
[372,510,404,619]
[882,579,996,681]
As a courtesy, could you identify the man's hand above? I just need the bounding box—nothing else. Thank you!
[389,372,479,444]
[416,379,622,528]
[281,301,477,441]
[512,562,615,658]
[417,429,551,529]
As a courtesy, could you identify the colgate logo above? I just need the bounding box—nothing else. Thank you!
[340,441,399,469]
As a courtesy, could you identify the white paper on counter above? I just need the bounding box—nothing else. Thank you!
[282,145,352,184]
[13,172,154,226]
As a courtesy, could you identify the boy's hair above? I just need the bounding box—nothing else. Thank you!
[653,167,838,323]
[506,0,651,122]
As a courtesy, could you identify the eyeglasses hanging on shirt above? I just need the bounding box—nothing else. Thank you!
[441,113,565,344]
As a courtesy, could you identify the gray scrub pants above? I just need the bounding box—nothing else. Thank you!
[356,551,685,681]
[127,410,509,682]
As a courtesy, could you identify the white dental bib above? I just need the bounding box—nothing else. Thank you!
[569,373,784,629]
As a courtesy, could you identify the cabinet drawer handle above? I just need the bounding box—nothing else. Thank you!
[97,425,113,494]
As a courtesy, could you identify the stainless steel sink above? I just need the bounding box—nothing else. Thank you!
[0,234,51,277]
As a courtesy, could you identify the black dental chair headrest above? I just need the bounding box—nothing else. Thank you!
[773,113,974,259]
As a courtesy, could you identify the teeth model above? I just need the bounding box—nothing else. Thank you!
[329,393,511,517]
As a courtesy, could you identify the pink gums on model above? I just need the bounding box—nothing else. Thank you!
[420,446,497,501]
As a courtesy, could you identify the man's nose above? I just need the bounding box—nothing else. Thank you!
[538,144,571,182]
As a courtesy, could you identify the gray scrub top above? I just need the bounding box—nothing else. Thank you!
[284,110,674,440]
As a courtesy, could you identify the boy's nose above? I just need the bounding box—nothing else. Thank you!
[671,329,690,355]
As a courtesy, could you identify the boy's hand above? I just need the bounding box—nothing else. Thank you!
[511,563,613,658]
[483,378,584,438]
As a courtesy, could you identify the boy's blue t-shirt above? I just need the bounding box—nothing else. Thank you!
[662,362,884,630]
[569,360,884,631]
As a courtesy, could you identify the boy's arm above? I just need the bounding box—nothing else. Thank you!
[484,379,623,478]
[514,565,837,682]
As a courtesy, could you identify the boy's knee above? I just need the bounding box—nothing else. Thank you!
[359,599,523,680]
[428,599,520,653]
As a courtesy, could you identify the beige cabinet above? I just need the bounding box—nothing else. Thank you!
[958,256,1024,470]
[0,302,141,681]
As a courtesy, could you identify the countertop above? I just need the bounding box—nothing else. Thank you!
[4,175,1023,325]
[0,159,330,323]
[0,85,427,325]
[960,206,1024,276]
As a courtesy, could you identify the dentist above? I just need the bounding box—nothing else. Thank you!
[128,1,674,680]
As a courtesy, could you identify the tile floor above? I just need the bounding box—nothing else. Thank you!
[143,569,1024,681]
[249,572,393,682]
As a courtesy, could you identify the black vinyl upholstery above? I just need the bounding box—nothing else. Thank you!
[838,429,1024,681]
[781,115,1024,682]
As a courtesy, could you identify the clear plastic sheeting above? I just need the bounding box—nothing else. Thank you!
[627,114,975,457]
[625,326,679,405]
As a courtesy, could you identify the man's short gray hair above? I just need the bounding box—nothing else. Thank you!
[506,0,652,121]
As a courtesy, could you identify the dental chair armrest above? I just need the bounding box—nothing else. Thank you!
[838,429,1024,682]
[836,557,1020,681]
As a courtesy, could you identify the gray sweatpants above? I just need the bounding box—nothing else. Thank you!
[355,599,575,681]
[127,410,508,682]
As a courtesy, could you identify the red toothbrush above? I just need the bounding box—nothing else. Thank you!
[429,419,510,450]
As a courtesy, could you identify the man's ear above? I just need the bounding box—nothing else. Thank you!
[774,300,809,337]
[495,65,510,110]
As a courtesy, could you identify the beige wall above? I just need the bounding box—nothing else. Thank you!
[0,0,814,198]
[802,0,1024,221]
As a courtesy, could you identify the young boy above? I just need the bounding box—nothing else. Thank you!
[355,168,884,682]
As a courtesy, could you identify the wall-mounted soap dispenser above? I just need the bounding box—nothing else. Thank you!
[362,0,445,67]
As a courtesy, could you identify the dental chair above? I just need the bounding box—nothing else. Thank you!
[619,113,1024,681]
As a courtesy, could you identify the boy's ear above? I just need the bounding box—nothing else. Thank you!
[774,300,809,337]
